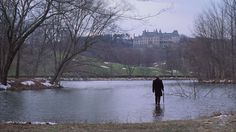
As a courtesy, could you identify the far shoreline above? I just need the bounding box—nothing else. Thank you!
[1,77,235,91]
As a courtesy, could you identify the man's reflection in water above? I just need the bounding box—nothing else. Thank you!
[153,105,164,121]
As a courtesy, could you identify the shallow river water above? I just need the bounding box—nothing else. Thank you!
[0,80,235,123]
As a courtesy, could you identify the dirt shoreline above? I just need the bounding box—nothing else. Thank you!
[0,114,235,132]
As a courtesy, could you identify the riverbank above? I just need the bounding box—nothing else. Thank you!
[1,77,235,91]
[0,114,235,132]
[0,77,193,90]
[0,78,60,91]
[64,77,236,84]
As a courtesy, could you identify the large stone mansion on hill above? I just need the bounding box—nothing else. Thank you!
[133,30,180,48]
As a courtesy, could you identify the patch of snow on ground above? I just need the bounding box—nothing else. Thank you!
[21,81,35,86]
[7,80,15,83]
[219,80,225,83]
[104,62,109,64]
[6,121,26,124]
[214,115,228,126]
[215,114,228,119]
[32,121,56,125]
[6,121,56,125]
[122,68,126,70]
[100,65,109,69]
[34,78,46,80]
[41,81,52,87]
[0,83,11,90]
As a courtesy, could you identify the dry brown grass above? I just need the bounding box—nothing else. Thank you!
[0,115,236,132]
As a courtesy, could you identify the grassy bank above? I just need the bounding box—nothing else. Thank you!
[1,115,235,132]
[9,55,185,77]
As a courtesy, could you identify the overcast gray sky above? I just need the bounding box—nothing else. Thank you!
[116,0,220,36]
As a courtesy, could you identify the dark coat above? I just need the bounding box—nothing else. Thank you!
[152,78,164,96]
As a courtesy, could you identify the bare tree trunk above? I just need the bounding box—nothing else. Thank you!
[32,44,46,77]
[230,11,235,81]
[50,65,64,85]
[1,51,15,85]
[233,1,236,81]
[47,0,118,84]
[0,73,7,85]
[15,49,21,79]
[0,0,56,85]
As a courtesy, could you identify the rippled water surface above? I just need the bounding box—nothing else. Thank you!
[0,80,235,123]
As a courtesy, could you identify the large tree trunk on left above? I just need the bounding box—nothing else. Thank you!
[0,51,17,85]
[0,70,8,85]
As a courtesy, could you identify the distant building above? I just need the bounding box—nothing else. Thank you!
[133,30,180,48]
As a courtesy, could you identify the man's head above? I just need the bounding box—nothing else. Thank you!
[156,76,160,80]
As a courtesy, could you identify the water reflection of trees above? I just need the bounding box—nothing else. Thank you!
[167,80,236,99]
[168,80,199,99]
[0,92,25,121]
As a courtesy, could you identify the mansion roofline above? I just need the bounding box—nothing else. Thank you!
[133,30,180,48]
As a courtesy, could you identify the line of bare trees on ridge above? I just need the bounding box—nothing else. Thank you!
[188,0,236,81]
[0,0,123,85]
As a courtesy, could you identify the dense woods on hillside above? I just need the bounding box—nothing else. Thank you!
[191,0,236,81]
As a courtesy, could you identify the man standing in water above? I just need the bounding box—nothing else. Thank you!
[152,77,164,105]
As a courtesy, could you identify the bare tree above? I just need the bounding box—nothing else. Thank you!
[117,48,139,77]
[26,25,51,76]
[224,0,236,80]
[46,0,119,84]
[0,0,62,85]
[191,0,236,82]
